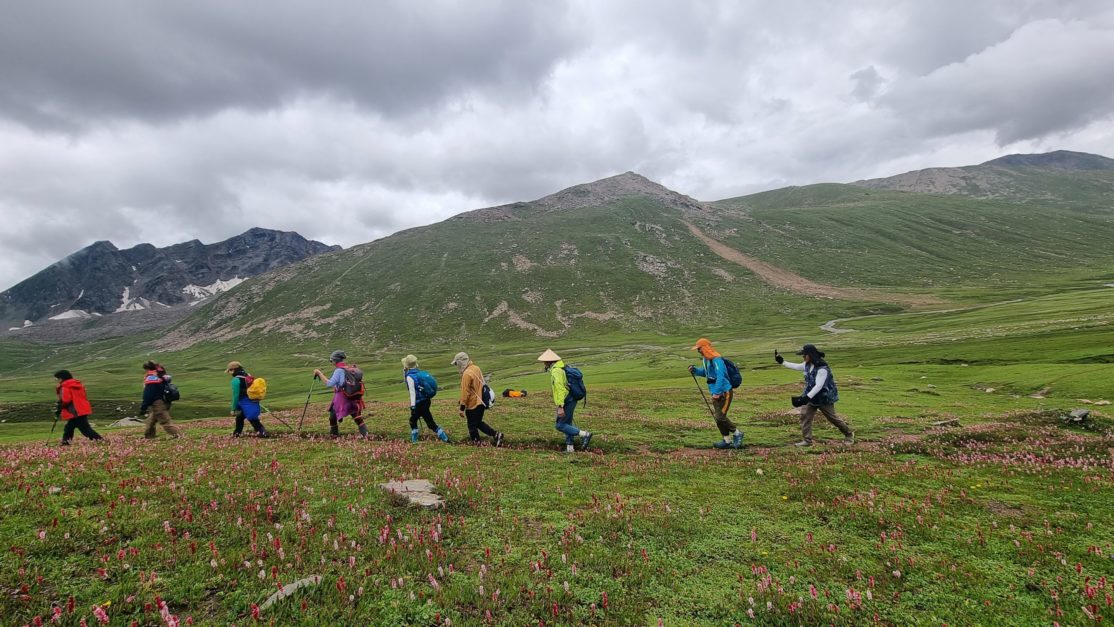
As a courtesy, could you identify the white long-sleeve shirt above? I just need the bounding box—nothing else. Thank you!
[781,361,828,399]
[405,374,417,408]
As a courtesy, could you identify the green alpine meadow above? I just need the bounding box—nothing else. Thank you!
[2,152,1113,626]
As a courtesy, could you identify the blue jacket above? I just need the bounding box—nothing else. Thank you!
[404,369,434,406]
[693,356,732,396]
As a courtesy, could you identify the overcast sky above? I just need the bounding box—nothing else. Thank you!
[2,0,1113,290]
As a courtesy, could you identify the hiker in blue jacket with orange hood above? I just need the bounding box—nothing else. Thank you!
[689,338,744,449]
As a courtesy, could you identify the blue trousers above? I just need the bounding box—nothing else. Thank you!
[554,398,581,445]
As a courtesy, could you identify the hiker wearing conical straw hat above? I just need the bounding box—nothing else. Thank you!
[538,349,592,453]
[775,344,854,447]
[312,350,369,438]
[402,354,450,444]
[688,338,744,449]
[451,351,504,446]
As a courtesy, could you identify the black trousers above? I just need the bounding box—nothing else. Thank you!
[233,411,267,435]
[465,405,497,441]
[62,415,102,442]
[409,399,440,431]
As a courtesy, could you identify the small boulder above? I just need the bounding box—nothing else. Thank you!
[380,479,444,509]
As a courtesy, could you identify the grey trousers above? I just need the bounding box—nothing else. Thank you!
[799,403,852,443]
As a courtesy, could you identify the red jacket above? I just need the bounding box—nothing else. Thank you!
[56,379,93,420]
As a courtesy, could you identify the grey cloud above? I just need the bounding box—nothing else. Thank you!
[880,18,1114,144]
[0,1,582,130]
[850,66,885,101]
[2,0,1114,290]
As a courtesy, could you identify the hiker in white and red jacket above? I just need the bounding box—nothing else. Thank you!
[141,361,181,439]
[402,354,450,443]
[312,350,368,438]
[775,344,854,446]
[226,361,268,438]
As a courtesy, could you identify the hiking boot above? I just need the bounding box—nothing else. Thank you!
[358,424,369,438]
[410,429,420,443]
[436,428,450,443]
[493,432,505,447]
[842,432,855,446]
[60,440,71,447]
[581,432,593,451]
[793,440,813,447]
[565,444,575,453]
[231,433,242,438]
[732,431,744,449]
[713,440,732,449]
[258,431,269,439]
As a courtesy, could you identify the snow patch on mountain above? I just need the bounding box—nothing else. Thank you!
[115,287,153,312]
[182,277,245,303]
[49,309,96,321]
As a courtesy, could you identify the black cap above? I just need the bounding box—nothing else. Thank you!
[795,344,825,358]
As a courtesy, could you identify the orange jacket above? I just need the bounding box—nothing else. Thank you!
[458,363,485,410]
[56,379,93,420]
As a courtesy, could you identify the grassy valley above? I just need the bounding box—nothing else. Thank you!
[0,155,1112,624]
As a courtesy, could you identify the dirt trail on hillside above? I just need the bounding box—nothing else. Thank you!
[683,221,944,307]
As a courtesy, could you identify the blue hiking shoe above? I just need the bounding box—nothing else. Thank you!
[713,440,732,449]
[732,431,744,449]
[410,429,420,443]
[580,431,593,451]
[436,428,450,443]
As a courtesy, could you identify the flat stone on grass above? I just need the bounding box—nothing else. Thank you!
[380,479,444,509]
[259,575,322,612]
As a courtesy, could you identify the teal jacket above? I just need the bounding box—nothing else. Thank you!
[693,356,731,396]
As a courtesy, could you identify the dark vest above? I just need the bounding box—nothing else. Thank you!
[803,363,839,404]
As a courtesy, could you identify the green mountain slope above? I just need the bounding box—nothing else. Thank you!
[709,158,1114,295]
[161,174,879,352]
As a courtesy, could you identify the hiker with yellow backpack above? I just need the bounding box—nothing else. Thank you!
[226,361,269,438]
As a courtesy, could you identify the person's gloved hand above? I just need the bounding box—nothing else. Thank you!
[774,350,784,364]
[791,395,809,407]
[687,365,696,374]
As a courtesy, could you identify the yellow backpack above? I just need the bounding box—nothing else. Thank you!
[246,377,267,401]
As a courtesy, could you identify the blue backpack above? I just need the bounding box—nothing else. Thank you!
[722,358,743,389]
[412,370,438,399]
[563,366,587,404]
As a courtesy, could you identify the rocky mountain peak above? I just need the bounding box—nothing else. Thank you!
[1,228,339,333]
[982,150,1114,171]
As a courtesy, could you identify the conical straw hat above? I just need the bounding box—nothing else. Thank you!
[537,349,561,362]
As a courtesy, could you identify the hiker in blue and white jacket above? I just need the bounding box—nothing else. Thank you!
[775,344,854,446]
[402,354,450,443]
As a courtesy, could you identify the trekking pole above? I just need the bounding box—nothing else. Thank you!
[262,406,295,431]
[690,371,718,422]
[297,376,318,435]
[46,413,60,445]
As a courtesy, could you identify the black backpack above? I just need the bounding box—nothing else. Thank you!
[163,381,181,404]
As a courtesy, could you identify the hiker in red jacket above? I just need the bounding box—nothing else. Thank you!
[53,370,104,445]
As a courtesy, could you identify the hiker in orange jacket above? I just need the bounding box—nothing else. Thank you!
[452,351,503,446]
[53,370,104,445]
